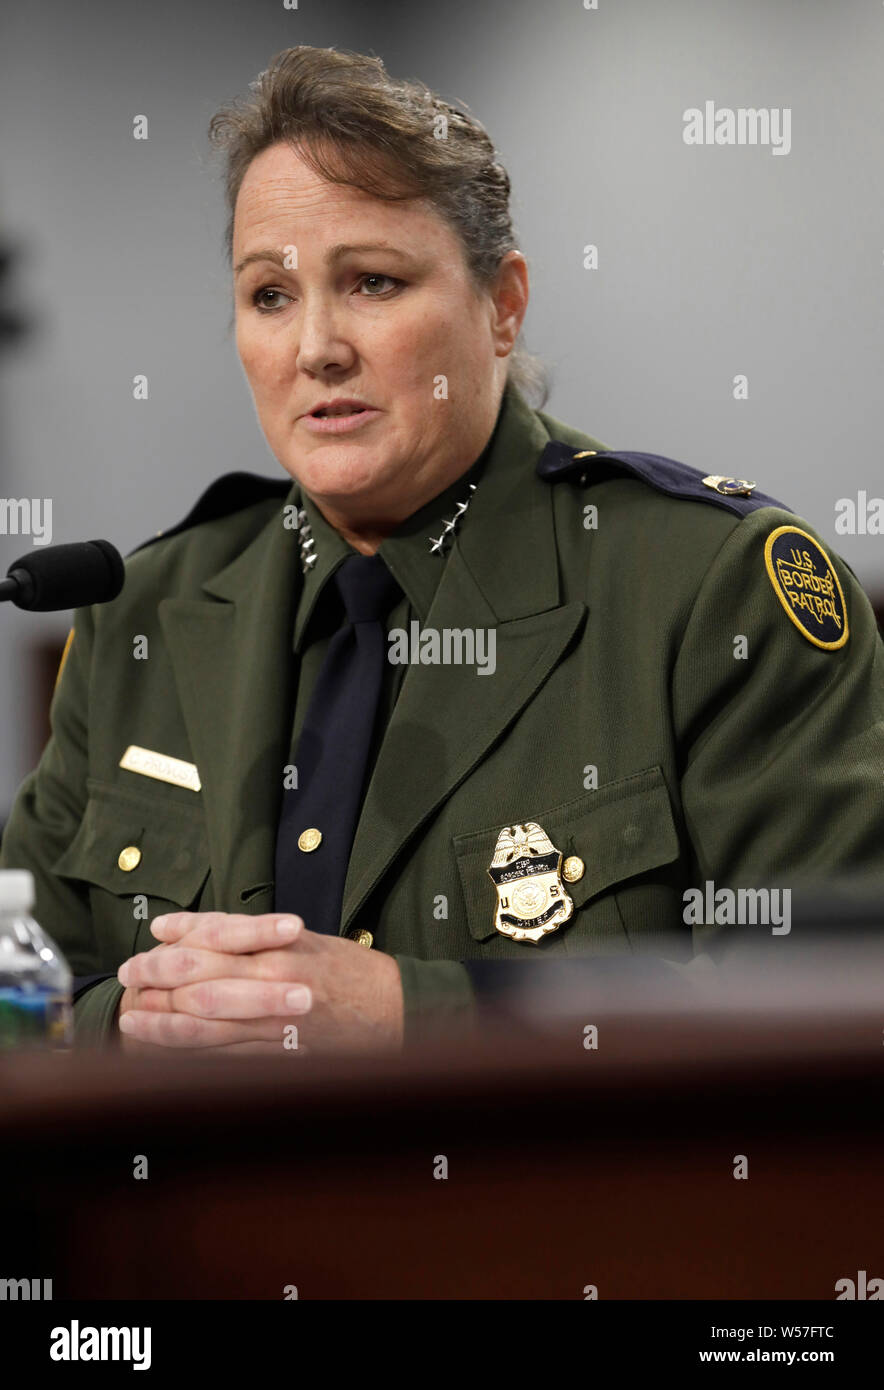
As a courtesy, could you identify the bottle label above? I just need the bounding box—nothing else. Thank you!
[0,986,73,1049]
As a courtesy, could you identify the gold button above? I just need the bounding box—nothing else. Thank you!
[118,845,142,872]
[349,929,373,949]
[572,450,597,459]
[298,828,322,853]
[562,855,585,883]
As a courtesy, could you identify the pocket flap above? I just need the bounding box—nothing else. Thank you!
[52,779,210,907]
[454,766,680,942]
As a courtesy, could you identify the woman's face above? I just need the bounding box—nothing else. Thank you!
[233,141,527,531]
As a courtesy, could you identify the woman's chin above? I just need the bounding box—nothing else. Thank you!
[287,459,400,506]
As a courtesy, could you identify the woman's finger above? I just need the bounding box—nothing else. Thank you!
[150,912,304,953]
[169,977,312,1020]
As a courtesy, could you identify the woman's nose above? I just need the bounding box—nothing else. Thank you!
[295,300,357,376]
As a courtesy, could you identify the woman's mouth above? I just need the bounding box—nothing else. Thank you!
[300,405,382,434]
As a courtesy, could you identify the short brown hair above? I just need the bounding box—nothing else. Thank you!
[208,45,547,405]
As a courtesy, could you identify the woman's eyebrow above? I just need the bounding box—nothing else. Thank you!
[234,242,418,276]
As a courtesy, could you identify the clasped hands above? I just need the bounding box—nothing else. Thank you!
[116,912,404,1055]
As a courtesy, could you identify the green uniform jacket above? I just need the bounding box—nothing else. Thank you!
[2,384,882,1044]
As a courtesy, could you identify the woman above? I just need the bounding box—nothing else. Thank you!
[2,46,882,1053]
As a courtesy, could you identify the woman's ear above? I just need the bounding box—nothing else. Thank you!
[490,250,530,356]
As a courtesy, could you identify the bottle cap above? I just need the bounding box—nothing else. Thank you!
[0,869,36,914]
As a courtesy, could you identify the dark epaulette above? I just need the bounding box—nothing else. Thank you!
[129,471,292,555]
[536,441,791,518]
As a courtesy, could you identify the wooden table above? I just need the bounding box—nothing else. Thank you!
[1,996,881,1300]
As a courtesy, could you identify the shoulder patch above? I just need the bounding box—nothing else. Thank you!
[536,440,790,517]
[764,526,848,650]
[129,471,292,556]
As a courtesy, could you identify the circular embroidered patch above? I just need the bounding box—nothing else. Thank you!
[764,526,848,650]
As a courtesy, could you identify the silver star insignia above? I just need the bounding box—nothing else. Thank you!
[428,483,478,556]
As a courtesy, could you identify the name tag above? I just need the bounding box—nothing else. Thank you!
[119,745,202,792]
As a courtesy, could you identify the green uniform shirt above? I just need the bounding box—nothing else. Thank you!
[1,381,882,1047]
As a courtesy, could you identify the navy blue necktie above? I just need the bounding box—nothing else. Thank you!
[274,553,402,935]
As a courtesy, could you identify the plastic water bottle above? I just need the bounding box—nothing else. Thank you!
[0,869,73,1049]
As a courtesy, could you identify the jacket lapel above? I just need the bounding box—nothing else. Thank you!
[341,388,587,930]
[158,491,301,911]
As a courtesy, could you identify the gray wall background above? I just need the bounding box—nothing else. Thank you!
[1,0,882,812]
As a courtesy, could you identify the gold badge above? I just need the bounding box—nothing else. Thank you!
[487,822,574,944]
[763,526,849,650]
[702,475,756,497]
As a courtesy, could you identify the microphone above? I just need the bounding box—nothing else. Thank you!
[0,540,125,612]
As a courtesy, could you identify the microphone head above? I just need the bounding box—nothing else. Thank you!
[5,539,125,611]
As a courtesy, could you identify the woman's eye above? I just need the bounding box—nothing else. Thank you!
[250,276,400,310]
[253,288,290,311]
[357,274,400,297]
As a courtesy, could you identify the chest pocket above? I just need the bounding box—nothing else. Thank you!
[454,766,681,949]
[52,779,211,959]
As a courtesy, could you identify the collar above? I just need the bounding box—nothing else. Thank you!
[376,451,489,622]
[291,496,354,652]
